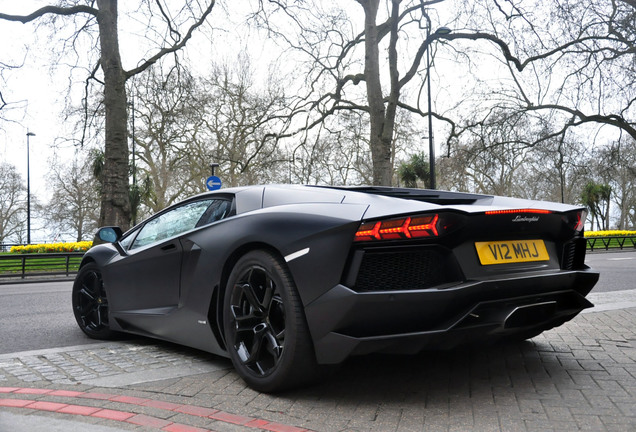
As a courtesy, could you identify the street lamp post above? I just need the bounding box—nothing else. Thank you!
[129,93,137,226]
[26,131,36,244]
[426,26,452,190]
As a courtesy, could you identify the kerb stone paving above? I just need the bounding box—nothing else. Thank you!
[1,303,636,431]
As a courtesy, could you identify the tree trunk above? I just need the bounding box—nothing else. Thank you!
[96,0,131,230]
[360,0,393,186]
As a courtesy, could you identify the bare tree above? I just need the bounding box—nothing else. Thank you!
[438,110,537,196]
[249,0,455,186]
[0,0,215,230]
[200,56,289,186]
[0,162,27,244]
[448,0,636,152]
[594,139,636,230]
[290,121,370,186]
[0,58,26,126]
[131,66,209,212]
[247,0,636,196]
[44,155,100,241]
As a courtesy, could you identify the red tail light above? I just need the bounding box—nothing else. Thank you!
[485,209,552,215]
[563,209,586,233]
[354,214,441,242]
[574,210,586,232]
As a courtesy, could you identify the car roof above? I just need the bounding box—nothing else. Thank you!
[187,184,582,218]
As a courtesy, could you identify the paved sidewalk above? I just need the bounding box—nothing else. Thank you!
[2,294,636,431]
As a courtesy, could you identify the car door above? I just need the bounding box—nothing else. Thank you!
[106,199,217,314]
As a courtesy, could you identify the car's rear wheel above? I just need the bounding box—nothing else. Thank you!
[223,250,318,392]
[72,263,116,340]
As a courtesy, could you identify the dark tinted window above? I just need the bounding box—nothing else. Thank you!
[196,199,232,227]
[130,199,217,250]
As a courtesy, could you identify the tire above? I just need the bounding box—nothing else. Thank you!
[223,250,318,392]
[72,263,116,340]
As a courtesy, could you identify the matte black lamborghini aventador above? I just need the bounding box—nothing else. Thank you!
[73,185,599,391]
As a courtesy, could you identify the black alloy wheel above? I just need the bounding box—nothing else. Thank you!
[223,250,317,392]
[72,263,115,339]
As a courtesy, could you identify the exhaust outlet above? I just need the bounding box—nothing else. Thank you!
[503,301,557,329]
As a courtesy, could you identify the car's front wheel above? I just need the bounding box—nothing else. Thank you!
[72,263,116,340]
[223,250,318,392]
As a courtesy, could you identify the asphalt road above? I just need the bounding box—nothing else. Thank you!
[0,250,633,355]
[584,250,635,293]
[0,280,94,354]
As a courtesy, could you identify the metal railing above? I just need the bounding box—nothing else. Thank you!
[586,236,636,251]
[0,243,20,253]
[0,252,84,282]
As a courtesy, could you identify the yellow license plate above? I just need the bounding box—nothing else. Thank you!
[475,239,549,265]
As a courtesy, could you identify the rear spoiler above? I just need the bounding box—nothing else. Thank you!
[318,185,492,205]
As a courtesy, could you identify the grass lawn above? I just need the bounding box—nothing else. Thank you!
[0,253,83,276]
[586,236,636,251]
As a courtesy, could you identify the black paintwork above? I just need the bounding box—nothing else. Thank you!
[78,185,599,363]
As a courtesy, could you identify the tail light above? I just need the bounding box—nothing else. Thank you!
[485,209,552,215]
[354,213,458,242]
[563,210,586,233]
[574,210,586,232]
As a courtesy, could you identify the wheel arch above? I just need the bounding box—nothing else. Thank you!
[78,255,96,269]
[78,243,120,270]
[210,241,286,351]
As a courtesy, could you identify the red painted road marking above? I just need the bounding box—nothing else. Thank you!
[209,410,255,425]
[92,408,136,421]
[0,387,314,432]
[27,401,68,412]
[0,398,32,407]
[14,388,52,395]
[110,394,151,404]
[0,398,210,431]
[57,404,101,416]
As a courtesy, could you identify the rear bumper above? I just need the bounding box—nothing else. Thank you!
[304,267,599,364]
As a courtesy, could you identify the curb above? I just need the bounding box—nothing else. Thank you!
[0,387,313,432]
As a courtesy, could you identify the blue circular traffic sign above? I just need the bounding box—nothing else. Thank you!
[206,175,222,191]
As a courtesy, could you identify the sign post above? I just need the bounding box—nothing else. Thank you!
[206,163,222,191]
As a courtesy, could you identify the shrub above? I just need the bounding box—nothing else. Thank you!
[10,241,93,254]
[585,230,636,237]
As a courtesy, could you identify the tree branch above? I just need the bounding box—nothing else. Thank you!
[0,5,97,23]
[524,103,636,141]
[443,32,621,72]
[125,1,216,79]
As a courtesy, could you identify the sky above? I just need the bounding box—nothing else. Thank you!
[1,11,64,205]
[0,1,294,241]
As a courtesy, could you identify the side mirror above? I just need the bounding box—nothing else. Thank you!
[94,226,123,245]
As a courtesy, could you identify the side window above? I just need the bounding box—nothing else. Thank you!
[130,199,215,250]
[119,227,140,250]
[196,199,232,227]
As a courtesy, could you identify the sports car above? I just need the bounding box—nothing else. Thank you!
[73,184,599,391]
